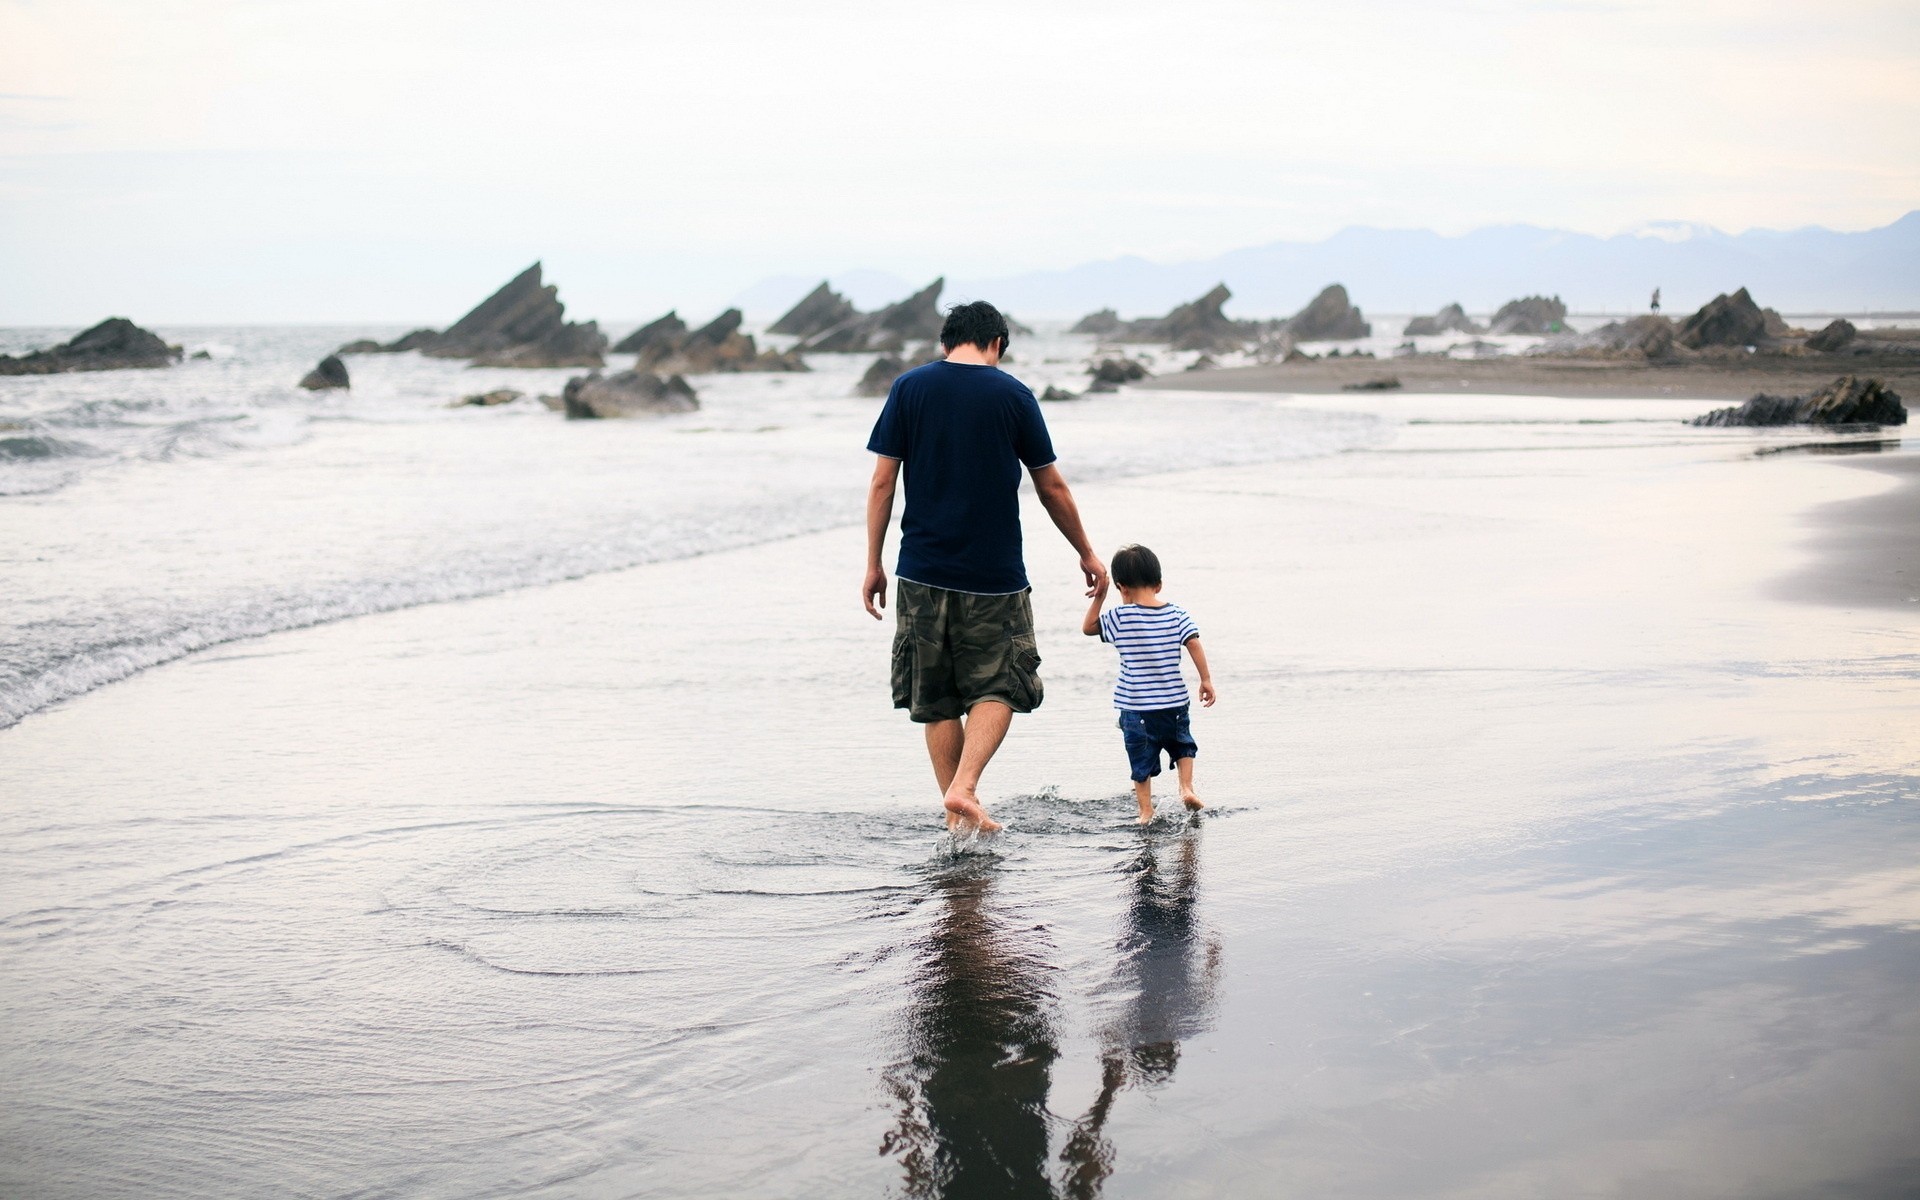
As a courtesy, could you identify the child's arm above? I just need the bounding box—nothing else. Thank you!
[1185,636,1216,705]
[1082,579,1109,636]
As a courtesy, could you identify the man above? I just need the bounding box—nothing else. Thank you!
[863,300,1106,833]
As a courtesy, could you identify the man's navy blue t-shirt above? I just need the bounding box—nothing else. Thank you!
[866,360,1057,594]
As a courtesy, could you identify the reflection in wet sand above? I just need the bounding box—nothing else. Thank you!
[1061,829,1223,1199]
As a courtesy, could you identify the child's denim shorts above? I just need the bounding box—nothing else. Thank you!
[1119,705,1198,782]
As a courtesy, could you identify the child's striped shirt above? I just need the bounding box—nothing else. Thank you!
[1098,602,1200,710]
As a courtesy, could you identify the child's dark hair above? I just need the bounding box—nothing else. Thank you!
[1112,544,1162,589]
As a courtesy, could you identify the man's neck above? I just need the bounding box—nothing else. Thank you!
[944,343,1000,367]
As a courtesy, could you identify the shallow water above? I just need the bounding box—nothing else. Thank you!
[3,330,1919,1197]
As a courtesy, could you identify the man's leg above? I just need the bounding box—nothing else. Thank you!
[942,700,1011,832]
[924,719,964,828]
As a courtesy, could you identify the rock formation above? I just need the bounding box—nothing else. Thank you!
[1488,296,1569,336]
[800,279,945,353]
[634,309,807,374]
[613,311,688,356]
[1087,357,1150,392]
[1690,376,1905,427]
[1805,319,1857,353]
[1040,385,1080,401]
[451,389,523,407]
[1555,315,1676,359]
[0,318,183,375]
[298,354,350,390]
[1676,288,1767,349]
[1067,309,1121,337]
[1403,303,1482,337]
[1283,284,1371,341]
[335,339,386,355]
[769,283,857,339]
[561,370,699,419]
[366,263,608,367]
[855,349,940,397]
[1341,376,1402,391]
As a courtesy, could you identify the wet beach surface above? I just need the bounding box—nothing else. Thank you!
[2,385,1918,1196]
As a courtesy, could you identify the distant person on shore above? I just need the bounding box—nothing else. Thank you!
[1084,544,1215,824]
[864,301,1107,834]
[1651,288,1661,314]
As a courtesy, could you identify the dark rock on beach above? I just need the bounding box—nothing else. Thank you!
[387,328,441,353]
[1341,376,1402,391]
[562,370,699,419]
[298,355,350,390]
[399,263,608,368]
[769,283,857,339]
[0,317,183,375]
[1690,375,1905,427]
[1087,357,1151,392]
[1284,284,1371,342]
[636,309,809,375]
[1676,287,1767,350]
[335,339,387,355]
[800,279,946,354]
[1040,385,1080,401]
[1070,308,1122,336]
[613,311,688,356]
[855,349,940,397]
[1403,303,1483,337]
[1553,314,1676,360]
[1806,319,1857,353]
[1489,295,1569,336]
[451,388,523,407]
[1098,284,1260,351]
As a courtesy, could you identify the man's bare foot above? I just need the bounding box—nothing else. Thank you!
[1181,790,1205,811]
[943,793,1003,833]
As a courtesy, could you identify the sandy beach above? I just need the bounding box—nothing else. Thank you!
[2,382,1915,1197]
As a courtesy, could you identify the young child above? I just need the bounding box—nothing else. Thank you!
[1084,543,1216,823]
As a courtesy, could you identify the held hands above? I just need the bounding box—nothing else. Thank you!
[1080,551,1109,599]
[863,565,888,620]
[1198,678,1217,707]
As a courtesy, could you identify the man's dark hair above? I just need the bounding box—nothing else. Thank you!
[941,300,1010,353]
[1111,544,1162,589]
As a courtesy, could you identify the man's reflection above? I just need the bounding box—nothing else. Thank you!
[881,865,1060,1199]
[1060,830,1222,1199]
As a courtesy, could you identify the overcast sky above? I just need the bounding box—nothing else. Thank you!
[2,0,1916,323]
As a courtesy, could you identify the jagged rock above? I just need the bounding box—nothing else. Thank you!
[854,349,941,397]
[1086,357,1150,391]
[1691,375,1905,427]
[1762,308,1792,338]
[1489,296,1569,336]
[769,283,856,338]
[1677,288,1767,349]
[0,317,183,375]
[800,279,946,353]
[1806,319,1857,353]
[411,263,608,367]
[537,394,563,411]
[1008,316,1036,338]
[1555,314,1676,359]
[1284,284,1371,341]
[1403,303,1483,337]
[189,349,213,360]
[451,388,523,407]
[1070,308,1121,336]
[299,354,350,390]
[562,370,699,419]
[1101,284,1256,351]
[1341,376,1402,391]
[1040,385,1080,401]
[1186,354,1218,371]
[638,308,808,374]
[613,311,688,356]
[387,329,440,352]
[336,339,386,355]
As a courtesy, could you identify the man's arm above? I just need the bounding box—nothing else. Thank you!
[863,455,900,619]
[1030,464,1107,597]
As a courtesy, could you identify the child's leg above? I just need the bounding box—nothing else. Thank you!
[1134,778,1154,823]
[1175,756,1203,809]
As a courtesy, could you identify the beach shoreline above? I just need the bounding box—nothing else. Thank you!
[1138,351,1920,401]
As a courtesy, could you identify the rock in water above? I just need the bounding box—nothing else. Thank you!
[1040,385,1080,401]
[637,309,809,374]
[1676,288,1767,349]
[561,370,699,419]
[451,388,523,407]
[1070,308,1121,336]
[1558,315,1675,359]
[416,262,608,367]
[1488,296,1569,336]
[386,328,441,352]
[1341,376,1402,391]
[1806,319,1857,353]
[0,317,183,375]
[1403,303,1482,337]
[1284,284,1371,341]
[855,348,941,397]
[769,282,857,338]
[613,311,688,356]
[800,279,945,353]
[298,354,350,390]
[335,339,386,355]
[1086,357,1150,392]
[1690,375,1905,427]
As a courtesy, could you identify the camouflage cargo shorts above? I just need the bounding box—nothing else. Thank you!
[891,579,1044,723]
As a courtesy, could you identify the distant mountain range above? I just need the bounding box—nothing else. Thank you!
[736,212,1920,322]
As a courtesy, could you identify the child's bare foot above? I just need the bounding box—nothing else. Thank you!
[943,793,1002,833]
[1181,789,1204,811]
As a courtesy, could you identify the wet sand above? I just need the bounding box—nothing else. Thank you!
[1776,453,1920,611]
[1141,351,1920,401]
[2,399,1917,1197]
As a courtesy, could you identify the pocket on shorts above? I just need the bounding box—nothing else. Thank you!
[890,630,913,709]
[1007,636,1044,711]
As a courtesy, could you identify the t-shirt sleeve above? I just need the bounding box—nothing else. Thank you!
[866,383,908,459]
[1010,386,1056,470]
[1178,609,1200,643]
[1098,608,1117,645]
